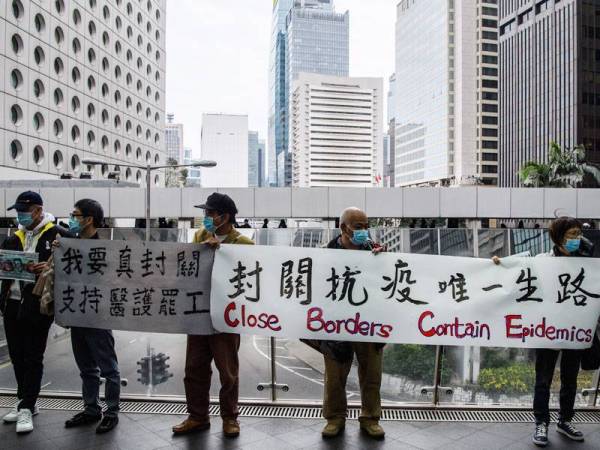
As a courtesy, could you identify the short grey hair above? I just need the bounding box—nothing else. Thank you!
[339,207,363,227]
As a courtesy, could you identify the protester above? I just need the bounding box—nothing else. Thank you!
[0,191,65,433]
[63,199,121,434]
[172,193,253,438]
[278,219,287,229]
[319,207,386,440]
[494,217,594,447]
[240,219,252,228]
[262,219,269,229]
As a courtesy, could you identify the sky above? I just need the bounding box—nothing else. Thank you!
[165,0,396,158]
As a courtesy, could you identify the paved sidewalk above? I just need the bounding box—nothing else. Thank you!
[2,407,600,449]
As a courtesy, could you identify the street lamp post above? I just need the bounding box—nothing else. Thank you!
[82,159,217,241]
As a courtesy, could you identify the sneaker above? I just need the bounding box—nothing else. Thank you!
[16,409,33,434]
[532,422,548,447]
[3,404,38,423]
[557,421,584,442]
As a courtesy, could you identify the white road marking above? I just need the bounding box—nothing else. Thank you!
[252,336,324,387]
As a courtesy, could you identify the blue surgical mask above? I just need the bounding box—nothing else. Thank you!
[17,212,33,228]
[204,215,226,234]
[203,216,215,233]
[565,239,581,253]
[68,217,82,234]
[351,229,370,246]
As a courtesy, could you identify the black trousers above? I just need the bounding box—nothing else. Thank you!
[3,300,53,412]
[533,348,581,424]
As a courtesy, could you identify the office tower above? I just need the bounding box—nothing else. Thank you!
[248,131,266,187]
[268,0,349,187]
[394,0,498,186]
[165,113,184,164]
[1,0,167,185]
[290,73,383,187]
[499,0,600,186]
[200,114,248,188]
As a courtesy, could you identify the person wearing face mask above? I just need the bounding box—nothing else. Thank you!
[62,199,121,434]
[319,207,386,440]
[0,191,66,434]
[172,193,253,439]
[493,217,594,447]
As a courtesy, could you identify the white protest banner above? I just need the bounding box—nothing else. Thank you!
[210,245,600,349]
[54,238,215,334]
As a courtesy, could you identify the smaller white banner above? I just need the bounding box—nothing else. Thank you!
[54,238,215,334]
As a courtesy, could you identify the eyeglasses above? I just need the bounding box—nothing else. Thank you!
[69,213,85,219]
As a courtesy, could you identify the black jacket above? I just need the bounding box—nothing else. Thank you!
[304,235,386,362]
[0,224,69,317]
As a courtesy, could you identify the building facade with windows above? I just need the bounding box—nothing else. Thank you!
[1,0,167,185]
[394,0,498,187]
[248,130,265,187]
[290,73,383,187]
[499,0,600,187]
[200,113,248,188]
[182,147,201,187]
[165,113,183,164]
[268,0,349,187]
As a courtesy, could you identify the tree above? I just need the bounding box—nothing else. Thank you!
[164,158,188,188]
[519,141,600,188]
[178,168,188,187]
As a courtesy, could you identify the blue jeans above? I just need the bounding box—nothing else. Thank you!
[71,327,120,418]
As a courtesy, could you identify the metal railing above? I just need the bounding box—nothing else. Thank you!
[0,227,598,409]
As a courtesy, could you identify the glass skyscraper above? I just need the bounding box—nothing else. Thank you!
[248,131,266,187]
[268,0,349,187]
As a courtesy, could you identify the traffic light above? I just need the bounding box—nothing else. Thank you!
[151,353,173,386]
[137,356,150,385]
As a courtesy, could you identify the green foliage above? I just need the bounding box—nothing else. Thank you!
[478,363,535,395]
[519,141,600,188]
[383,344,455,382]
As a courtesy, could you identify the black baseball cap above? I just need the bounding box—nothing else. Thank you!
[194,193,238,215]
[7,191,43,212]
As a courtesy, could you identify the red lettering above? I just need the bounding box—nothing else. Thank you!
[224,302,281,332]
[305,307,392,339]
[307,307,324,332]
[505,314,523,339]
[377,324,393,338]
[224,302,240,327]
[418,310,436,337]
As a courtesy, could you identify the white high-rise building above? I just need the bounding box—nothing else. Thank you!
[165,113,183,163]
[394,0,498,187]
[1,0,167,185]
[290,73,383,187]
[200,114,248,188]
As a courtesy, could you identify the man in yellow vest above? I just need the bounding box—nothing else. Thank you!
[172,193,253,439]
[0,191,65,434]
